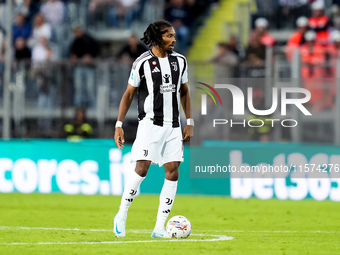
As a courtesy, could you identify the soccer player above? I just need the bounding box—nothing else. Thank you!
[113,20,193,238]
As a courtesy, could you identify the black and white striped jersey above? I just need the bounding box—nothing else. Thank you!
[128,50,188,128]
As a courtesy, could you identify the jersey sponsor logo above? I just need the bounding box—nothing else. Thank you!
[171,62,178,71]
[152,61,157,65]
[160,84,176,94]
[163,74,171,83]
[130,72,134,80]
[152,67,161,73]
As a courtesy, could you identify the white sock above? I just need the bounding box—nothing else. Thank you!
[116,171,145,219]
[154,179,178,230]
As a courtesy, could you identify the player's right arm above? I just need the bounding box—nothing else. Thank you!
[114,84,137,149]
[115,54,144,149]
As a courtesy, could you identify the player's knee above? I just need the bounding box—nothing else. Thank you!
[135,168,148,177]
[165,170,179,181]
[165,162,180,181]
[135,160,151,177]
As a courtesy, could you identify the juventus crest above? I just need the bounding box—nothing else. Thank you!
[171,62,178,71]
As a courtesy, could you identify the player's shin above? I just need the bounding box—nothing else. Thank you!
[154,179,178,230]
[116,170,145,219]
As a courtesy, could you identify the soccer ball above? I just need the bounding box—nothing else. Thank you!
[166,215,191,238]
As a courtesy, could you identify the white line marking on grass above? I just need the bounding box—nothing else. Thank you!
[0,226,110,232]
[204,230,340,234]
[0,226,339,234]
[0,226,234,245]
[1,226,339,246]
[0,235,232,245]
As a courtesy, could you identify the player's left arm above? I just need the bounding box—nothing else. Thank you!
[180,82,194,142]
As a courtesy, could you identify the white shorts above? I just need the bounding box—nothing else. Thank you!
[131,119,183,167]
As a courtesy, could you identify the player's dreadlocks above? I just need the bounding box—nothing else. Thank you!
[141,20,172,47]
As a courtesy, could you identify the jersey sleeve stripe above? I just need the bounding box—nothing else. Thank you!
[178,56,187,78]
[132,51,151,70]
[137,61,148,120]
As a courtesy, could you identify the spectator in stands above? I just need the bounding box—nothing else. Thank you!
[322,30,340,107]
[69,26,99,107]
[40,0,65,28]
[14,0,40,23]
[115,0,139,29]
[14,37,31,60]
[28,13,52,48]
[31,36,58,134]
[117,34,147,65]
[210,42,239,81]
[245,31,266,66]
[12,12,32,45]
[326,31,340,75]
[227,35,245,59]
[308,1,332,46]
[254,17,275,47]
[328,30,340,54]
[32,36,58,67]
[286,16,309,61]
[63,106,93,139]
[89,0,139,29]
[300,31,328,112]
[164,0,191,54]
[323,31,340,77]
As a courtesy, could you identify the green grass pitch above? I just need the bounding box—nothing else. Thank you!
[0,193,339,254]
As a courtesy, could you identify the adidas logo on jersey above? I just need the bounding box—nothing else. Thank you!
[152,67,161,73]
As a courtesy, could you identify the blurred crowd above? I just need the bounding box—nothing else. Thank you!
[210,0,340,141]
[0,0,217,108]
[212,1,340,69]
[0,0,218,138]
[0,0,217,65]
[284,1,340,113]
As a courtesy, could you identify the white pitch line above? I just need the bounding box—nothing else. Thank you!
[0,226,110,232]
[0,226,233,245]
[0,228,232,245]
[1,226,339,246]
[204,230,340,234]
[0,235,233,246]
[0,226,339,234]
